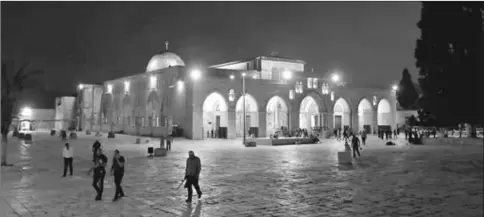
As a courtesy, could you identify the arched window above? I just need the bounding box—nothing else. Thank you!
[312,78,318,89]
[228,89,235,102]
[289,90,295,100]
[330,91,335,101]
[307,78,313,89]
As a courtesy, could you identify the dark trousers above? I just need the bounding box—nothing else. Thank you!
[185,176,202,201]
[166,140,171,151]
[352,145,361,158]
[63,157,73,176]
[114,174,124,198]
[92,171,105,198]
[362,137,366,145]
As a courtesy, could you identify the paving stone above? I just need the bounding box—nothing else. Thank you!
[1,133,483,216]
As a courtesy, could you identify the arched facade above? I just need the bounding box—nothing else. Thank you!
[377,98,392,126]
[357,98,373,133]
[202,92,229,139]
[299,96,320,130]
[333,98,351,131]
[146,91,159,127]
[266,96,289,136]
[235,94,259,137]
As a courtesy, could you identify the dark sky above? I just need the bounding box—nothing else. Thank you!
[2,1,421,108]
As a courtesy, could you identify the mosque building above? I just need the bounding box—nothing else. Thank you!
[70,41,398,140]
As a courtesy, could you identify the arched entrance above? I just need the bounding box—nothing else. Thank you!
[333,98,351,131]
[377,98,392,128]
[235,94,259,137]
[299,96,320,131]
[122,95,132,130]
[358,98,373,133]
[202,92,229,139]
[147,91,159,127]
[266,96,289,137]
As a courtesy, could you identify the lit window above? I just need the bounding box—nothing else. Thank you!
[322,83,329,95]
[117,116,120,124]
[106,84,113,93]
[150,76,157,89]
[228,89,235,102]
[156,116,160,127]
[289,90,295,100]
[124,81,130,93]
[307,78,313,88]
[373,96,377,106]
[313,78,318,89]
[330,91,335,101]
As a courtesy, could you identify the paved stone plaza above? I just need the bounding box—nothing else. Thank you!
[1,133,483,217]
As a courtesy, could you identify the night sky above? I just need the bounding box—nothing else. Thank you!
[2,1,421,108]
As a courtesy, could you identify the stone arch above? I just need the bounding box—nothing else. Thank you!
[146,90,160,127]
[357,98,373,133]
[333,97,351,131]
[122,95,132,126]
[299,95,320,131]
[235,93,259,137]
[377,98,392,126]
[265,95,289,137]
[101,94,113,124]
[202,92,229,139]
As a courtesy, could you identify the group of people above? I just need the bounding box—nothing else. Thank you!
[377,129,399,140]
[61,139,202,203]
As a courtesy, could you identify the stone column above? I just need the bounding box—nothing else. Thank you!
[227,111,236,139]
[259,112,267,138]
[372,107,378,134]
[290,108,299,131]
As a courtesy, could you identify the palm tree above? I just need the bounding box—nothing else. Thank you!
[1,62,43,166]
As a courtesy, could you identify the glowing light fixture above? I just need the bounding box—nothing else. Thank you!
[190,69,201,80]
[107,84,113,93]
[241,72,247,77]
[282,70,292,80]
[177,80,184,91]
[150,76,157,89]
[392,84,399,91]
[331,73,340,83]
[230,75,235,80]
[21,107,32,117]
[78,84,84,90]
[124,81,130,93]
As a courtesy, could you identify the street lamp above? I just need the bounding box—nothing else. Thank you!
[78,84,84,90]
[230,75,235,80]
[190,69,201,80]
[331,73,340,83]
[392,84,399,91]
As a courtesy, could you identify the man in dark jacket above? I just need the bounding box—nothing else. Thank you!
[112,152,125,202]
[92,148,107,201]
[184,150,202,203]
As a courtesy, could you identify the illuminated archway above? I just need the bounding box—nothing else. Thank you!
[266,96,289,137]
[202,92,229,139]
[299,96,320,130]
[122,95,132,129]
[377,98,392,126]
[235,94,259,137]
[101,94,113,125]
[333,98,351,131]
[358,98,373,133]
[146,91,160,127]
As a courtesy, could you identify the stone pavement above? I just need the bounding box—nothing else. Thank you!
[0,132,483,217]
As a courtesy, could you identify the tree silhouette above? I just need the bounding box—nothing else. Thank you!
[396,68,419,109]
[415,2,484,133]
[1,61,43,166]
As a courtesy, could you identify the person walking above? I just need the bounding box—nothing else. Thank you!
[92,148,108,201]
[111,150,125,201]
[166,135,172,151]
[62,143,74,177]
[184,150,202,203]
[351,135,361,159]
[361,130,367,146]
[88,140,102,174]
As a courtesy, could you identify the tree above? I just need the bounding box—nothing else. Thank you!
[396,68,419,109]
[415,2,484,135]
[405,115,419,127]
[1,62,43,166]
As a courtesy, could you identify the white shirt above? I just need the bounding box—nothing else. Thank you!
[63,147,74,158]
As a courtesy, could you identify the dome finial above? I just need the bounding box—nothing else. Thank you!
[165,40,169,51]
